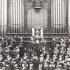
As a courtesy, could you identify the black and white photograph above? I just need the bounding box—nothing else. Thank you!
[0,0,70,70]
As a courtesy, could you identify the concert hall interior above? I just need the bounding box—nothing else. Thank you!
[0,0,70,70]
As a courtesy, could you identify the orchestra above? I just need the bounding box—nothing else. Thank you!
[0,27,69,70]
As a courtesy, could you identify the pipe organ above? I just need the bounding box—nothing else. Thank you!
[0,0,7,36]
[0,0,69,36]
[51,0,68,33]
[7,0,24,33]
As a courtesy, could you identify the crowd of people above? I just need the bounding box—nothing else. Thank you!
[0,35,69,70]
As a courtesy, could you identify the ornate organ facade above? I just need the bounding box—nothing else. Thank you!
[0,0,69,36]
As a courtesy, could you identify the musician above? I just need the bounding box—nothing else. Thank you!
[0,54,3,62]
[22,53,29,70]
[39,54,44,70]
[7,36,12,46]
[55,43,61,61]
[14,36,21,46]
[5,54,12,62]
[1,37,6,49]
[0,42,2,55]
[44,54,50,70]
[60,38,67,60]
[32,54,39,70]
[19,41,26,58]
